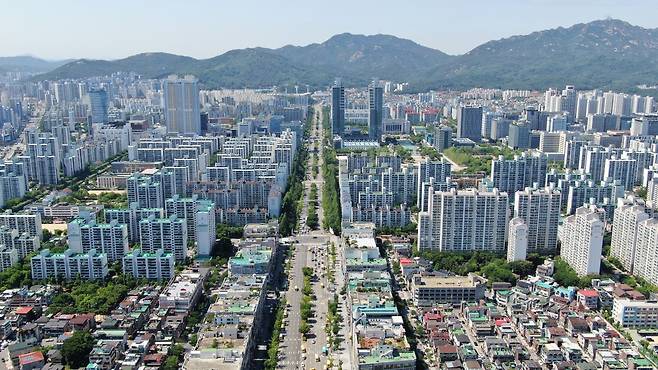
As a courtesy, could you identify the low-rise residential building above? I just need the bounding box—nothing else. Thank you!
[228,246,272,276]
[158,268,207,312]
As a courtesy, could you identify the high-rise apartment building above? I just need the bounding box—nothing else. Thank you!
[139,215,188,261]
[416,159,452,206]
[648,177,658,204]
[127,173,164,209]
[513,186,561,253]
[418,188,508,252]
[566,179,622,216]
[490,152,548,194]
[581,146,619,183]
[163,75,201,135]
[604,155,638,191]
[507,217,528,262]
[67,217,129,262]
[610,199,651,273]
[0,211,42,239]
[559,205,605,276]
[195,200,216,256]
[634,219,658,286]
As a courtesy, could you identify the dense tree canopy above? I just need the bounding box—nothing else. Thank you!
[62,331,95,368]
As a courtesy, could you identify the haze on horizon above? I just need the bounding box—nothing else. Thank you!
[3,0,658,60]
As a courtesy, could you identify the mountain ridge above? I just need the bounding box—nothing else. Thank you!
[23,18,658,91]
[0,56,70,73]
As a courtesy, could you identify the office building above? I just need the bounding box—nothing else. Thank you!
[507,217,528,263]
[538,131,562,154]
[88,89,108,124]
[368,83,383,141]
[434,125,452,152]
[417,188,508,252]
[559,205,605,276]
[163,75,201,135]
[490,117,511,140]
[331,81,345,136]
[411,274,486,306]
[31,248,108,281]
[514,186,561,253]
[457,106,482,142]
[508,122,530,149]
[122,248,175,281]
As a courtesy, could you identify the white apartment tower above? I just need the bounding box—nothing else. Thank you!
[610,199,651,273]
[634,219,658,286]
[195,200,216,256]
[604,156,638,191]
[514,185,561,253]
[418,188,508,252]
[67,218,129,262]
[139,215,188,261]
[507,217,528,262]
[559,205,605,276]
[163,75,201,135]
[490,152,548,194]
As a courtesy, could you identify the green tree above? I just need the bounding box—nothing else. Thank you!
[62,331,94,368]
[163,356,179,370]
[508,260,535,277]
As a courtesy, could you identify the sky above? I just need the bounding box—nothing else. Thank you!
[2,0,658,60]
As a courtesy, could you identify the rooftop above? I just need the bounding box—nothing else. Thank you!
[418,275,479,288]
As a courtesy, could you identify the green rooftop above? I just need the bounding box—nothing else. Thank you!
[359,351,416,365]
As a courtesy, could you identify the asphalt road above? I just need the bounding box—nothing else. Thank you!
[279,105,332,370]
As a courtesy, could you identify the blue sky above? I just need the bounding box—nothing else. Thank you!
[3,0,658,60]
